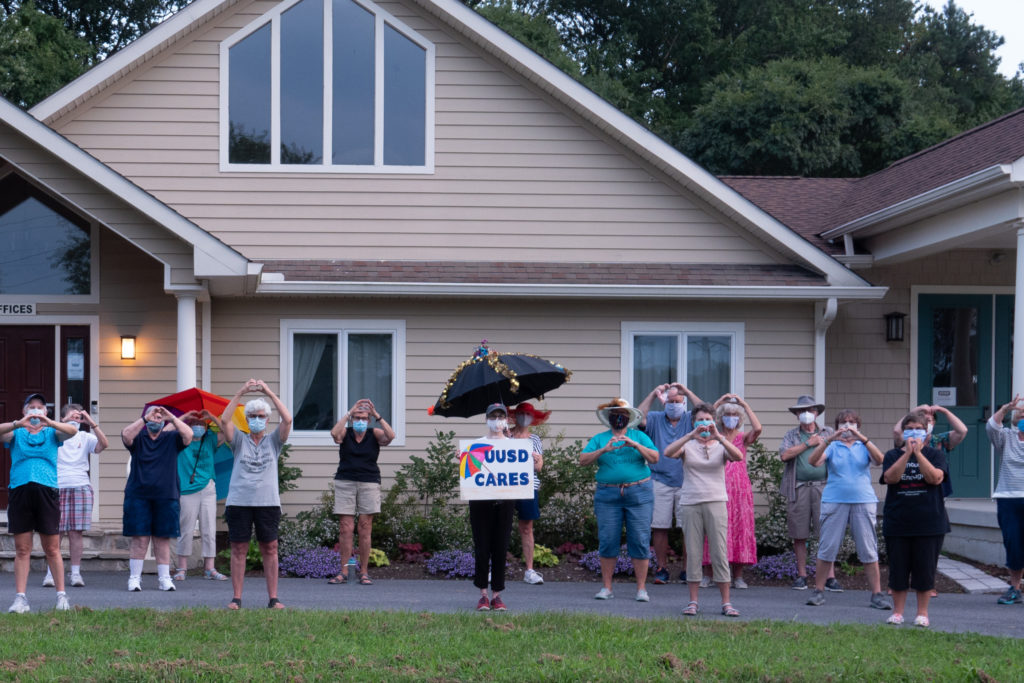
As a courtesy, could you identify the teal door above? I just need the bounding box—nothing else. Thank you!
[918,294,993,498]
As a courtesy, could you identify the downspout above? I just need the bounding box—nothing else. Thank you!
[815,298,838,423]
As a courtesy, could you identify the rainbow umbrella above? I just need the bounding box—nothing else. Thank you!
[460,443,492,479]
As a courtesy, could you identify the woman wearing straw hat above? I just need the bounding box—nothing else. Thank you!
[508,403,549,585]
[580,398,659,602]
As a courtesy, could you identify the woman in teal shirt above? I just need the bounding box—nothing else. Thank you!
[580,398,659,602]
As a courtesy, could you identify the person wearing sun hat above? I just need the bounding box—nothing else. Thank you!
[778,394,838,591]
[580,398,659,602]
[508,403,550,585]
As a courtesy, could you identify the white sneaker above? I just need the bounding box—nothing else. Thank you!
[42,573,55,587]
[594,587,613,600]
[635,589,650,602]
[732,577,749,589]
[8,594,30,614]
[127,575,142,592]
[55,593,70,611]
[70,574,85,587]
[158,576,176,591]
[523,568,544,585]
[699,575,713,588]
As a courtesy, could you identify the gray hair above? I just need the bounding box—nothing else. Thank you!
[715,402,743,427]
[245,398,272,417]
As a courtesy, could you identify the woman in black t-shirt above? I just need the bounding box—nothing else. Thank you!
[880,412,950,628]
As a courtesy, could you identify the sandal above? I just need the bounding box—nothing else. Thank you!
[204,569,228,581]
[172,568,187,581]
[327,574,347,585]
[359,575,373,585]
[268,597,284,609]
[682,601,699,616]
[721,603,739,617]
[228,598,242,610]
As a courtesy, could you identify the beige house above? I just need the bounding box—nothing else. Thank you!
[1,0,1019,564]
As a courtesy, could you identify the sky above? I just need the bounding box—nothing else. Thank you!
[923,0,1024,79]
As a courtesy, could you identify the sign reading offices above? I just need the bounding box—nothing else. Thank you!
[0,303,36,316]
[458,438,534,501]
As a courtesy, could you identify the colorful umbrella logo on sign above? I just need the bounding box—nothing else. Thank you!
[460,442,493,479]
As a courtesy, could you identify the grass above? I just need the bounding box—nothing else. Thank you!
[0,609,1020,681]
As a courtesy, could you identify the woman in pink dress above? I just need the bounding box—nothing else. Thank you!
[701,394,761,588]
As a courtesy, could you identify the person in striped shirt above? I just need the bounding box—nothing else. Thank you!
[988,396,1024,606]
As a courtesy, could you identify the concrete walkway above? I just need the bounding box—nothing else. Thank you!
[4,572,1023,638]
[937,556,1011,593]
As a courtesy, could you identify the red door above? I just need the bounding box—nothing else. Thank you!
[0,325,55,508]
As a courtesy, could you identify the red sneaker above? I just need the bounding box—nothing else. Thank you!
[490,595,507,611]
[476,596,491,611]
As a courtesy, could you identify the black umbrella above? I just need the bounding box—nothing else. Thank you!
[429,345,571,418]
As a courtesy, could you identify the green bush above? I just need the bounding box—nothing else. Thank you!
[532,544,560,568]
[277,488,338,559]
[534,436,597,548]
[367,548,390,568]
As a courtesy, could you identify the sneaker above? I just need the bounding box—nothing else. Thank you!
[678,571,687,583]
[806,589,826,606]
[490,596,507,611]
[870,592,893,610]
[594,587,614,600]
[8,594,30,614]
[913,615,930,628]
[476,596,491,611]
[127,576,142,592]
[70,574,85,588]
[791,576,808,590]
[731,577,748,590]
[42,573,55,587]
[886,613,904,625]
[699,575,713,589]
[158,576,176,592]
[635,589,650,602]
[523,568,543,585]
[997,587,1023,605]
[55,593,70,612]
[824,577,843,592]
[653,568,670,585]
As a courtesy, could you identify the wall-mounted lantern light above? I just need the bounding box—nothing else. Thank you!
[884,312,906,343]
[121,335,137,360]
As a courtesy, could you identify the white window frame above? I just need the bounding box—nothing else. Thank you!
[219,0,435,174]
[280,318,406,446]
[620,322,745,404]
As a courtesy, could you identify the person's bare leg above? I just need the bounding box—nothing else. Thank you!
[814,559,832,591]
[519,519,535,571]
[599,557,616,591]
[129,536,151,561]
[1009,568,1023,590]
[204,556,216,572]
[260,540,281,607]
[13,532,33,594]
[717,581,731,607]
[633,559,649,591]
[337,515,355,575]
[652,528,669,572]
[914,590,932,619]
[68,530,84,571]
[864,562,881,595]
[40,533,65,592]
[891,589,908,616]
[229,541,247,604]
[152,537,171,566]
[794,539,808,576]
[357,515,374,576]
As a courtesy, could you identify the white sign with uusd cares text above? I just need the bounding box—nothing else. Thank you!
[458,438,534,501]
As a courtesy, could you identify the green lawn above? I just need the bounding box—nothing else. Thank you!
[0,609,1019,681]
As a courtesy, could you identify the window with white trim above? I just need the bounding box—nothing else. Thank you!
[281,319,406,444]
[220,0,434,172]
[621,322,744,406]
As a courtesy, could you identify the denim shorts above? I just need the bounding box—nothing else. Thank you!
[593,479,653,559]
[122,496,181,538]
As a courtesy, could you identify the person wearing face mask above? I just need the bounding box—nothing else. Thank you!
[805,409,891,610]
[664,403,744,617]
[41,404,108,589]
[174,410,228,582]
[468,404,517,611]
[580,399,659,602]
[988,395,1024,606]
[508,403,549,585]
[327,398,394,586]
[120,405,194,593]
[1,394,78,613]
[778,395,839,591]
[879,412,950,628]
[220,379,293,610]
[891,404,967,497]
[637,382,702,585]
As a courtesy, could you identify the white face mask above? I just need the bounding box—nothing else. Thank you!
[798,411,816,425]
[926,422,934,435]
[487,418,507,433]
[722,415,740,430]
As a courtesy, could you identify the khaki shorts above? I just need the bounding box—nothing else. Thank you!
[786,480,825,540]
[333,479,381,516]
[651,479,683,529]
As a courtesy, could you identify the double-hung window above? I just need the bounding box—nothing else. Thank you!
[221,0,434,172]
[621,322,744,406]
[281,319,406,444]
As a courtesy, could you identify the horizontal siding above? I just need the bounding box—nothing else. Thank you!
[51,0,788,266]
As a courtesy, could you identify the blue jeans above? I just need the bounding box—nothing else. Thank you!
[594,479,654,558]
[997,497,1024,570]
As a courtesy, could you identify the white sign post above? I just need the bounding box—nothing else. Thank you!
[458,438,534,501]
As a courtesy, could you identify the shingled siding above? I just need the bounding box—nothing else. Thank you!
[49,0,787,266]
[825,249,1015,445]
[205,297,816,517]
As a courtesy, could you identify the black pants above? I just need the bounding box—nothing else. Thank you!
[469,500,514,592]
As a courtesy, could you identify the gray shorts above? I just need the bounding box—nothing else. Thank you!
[817,501,878,563]
[651,479,683,529]
[333,479,382,516]
[787,481,825,540]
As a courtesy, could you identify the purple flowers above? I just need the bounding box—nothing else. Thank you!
[578,545,637,576]
[751,551,815,580]
[280,547,359,578]
[425,549,479,578]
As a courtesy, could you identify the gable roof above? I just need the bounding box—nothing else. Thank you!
[29,0,879,293]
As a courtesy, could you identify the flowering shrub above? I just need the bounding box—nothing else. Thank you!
[367,548,390,568]
[555,542,585,561]
[425,549,479,578]
[280,547,342,578]
[397,543,431,563]
[277,489,339,559]
[534,437,598,548]
[579,545,636,576]
[532,544,560,568]
[751,551,815,580]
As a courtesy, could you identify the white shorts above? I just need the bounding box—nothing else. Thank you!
[333,479,382,516]
[651,479,683,529]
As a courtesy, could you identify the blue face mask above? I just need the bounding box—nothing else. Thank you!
[664,402,686,420]
[352,419,369,433]
[902,428,927,441]
[1017,419,1024,433]
[722,415,740,430]
[695,419,714,438]
[146,420,164,434]
[248,416,267,433]
[192,425,207,438]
